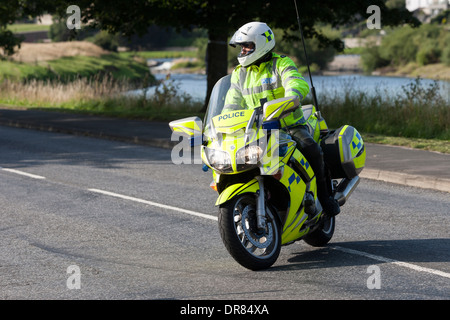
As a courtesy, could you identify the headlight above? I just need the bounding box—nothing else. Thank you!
[204,147,232,172]
[237,145,263,165]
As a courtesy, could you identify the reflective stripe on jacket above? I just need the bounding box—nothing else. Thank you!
[224,52,310,127]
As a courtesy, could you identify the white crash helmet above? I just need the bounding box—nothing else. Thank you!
[229,22,275,67]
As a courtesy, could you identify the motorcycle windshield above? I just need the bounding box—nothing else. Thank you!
[202,75,270,174]
[203,75,254,137]
[203,74,232,136]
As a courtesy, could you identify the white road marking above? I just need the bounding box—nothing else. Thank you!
[88,188,218,221]
[88,188,450,280]
[333,245,450,279]
[1,168,46,180]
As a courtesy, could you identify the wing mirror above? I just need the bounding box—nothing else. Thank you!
[263,95,300,121]
[169,116,203,146]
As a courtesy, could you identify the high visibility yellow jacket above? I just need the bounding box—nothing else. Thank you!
[224,52,310,128]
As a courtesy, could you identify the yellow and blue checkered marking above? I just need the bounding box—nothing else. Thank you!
[262,30,273,43]
[287,173,301,192]
[352,132,362,149]
[350,131,363,157]
[300,158,309,170]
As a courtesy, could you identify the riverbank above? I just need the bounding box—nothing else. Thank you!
[373,62,450,81]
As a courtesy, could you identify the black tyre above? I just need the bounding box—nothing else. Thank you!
[303,215,335,247]
[218,194,281,270]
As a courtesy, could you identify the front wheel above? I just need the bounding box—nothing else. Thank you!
[218,194,281,270]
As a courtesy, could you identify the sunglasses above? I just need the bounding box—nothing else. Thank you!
[240,42,255,49]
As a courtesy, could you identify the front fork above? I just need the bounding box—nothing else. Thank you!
[255,176,267,232]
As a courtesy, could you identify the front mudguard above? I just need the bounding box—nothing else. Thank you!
[215,179,260,206]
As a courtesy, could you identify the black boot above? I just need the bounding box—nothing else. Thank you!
[317,177,340,217]
[321,195,341,217]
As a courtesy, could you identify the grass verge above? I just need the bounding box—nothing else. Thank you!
[362,133,449,154]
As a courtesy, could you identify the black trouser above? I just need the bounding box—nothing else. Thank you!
[287,125,330,201]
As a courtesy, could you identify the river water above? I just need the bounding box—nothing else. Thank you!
[131,58,450,103]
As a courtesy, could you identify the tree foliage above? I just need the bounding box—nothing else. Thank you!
[361,23,450,72]
[0,0,66,58]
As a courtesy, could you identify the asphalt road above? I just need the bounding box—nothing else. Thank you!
[1,125,449,302]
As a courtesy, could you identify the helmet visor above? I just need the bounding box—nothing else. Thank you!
[229,30,239,47]
[237,42,255,57]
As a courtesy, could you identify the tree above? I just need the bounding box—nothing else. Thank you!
[2,0,419,110]
[0,0,67,57]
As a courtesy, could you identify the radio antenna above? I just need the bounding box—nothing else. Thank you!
[293,0,319,112]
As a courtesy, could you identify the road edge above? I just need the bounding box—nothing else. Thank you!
[360,169,450,193]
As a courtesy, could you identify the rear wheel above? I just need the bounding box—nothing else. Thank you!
[303,215,335,247]
[218,194,281,270]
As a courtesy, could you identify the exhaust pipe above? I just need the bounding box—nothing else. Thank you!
[334,176,360,206]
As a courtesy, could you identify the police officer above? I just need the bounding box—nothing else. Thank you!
[224,22,340,217]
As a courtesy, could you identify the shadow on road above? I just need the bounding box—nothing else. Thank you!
[270,238,450,271]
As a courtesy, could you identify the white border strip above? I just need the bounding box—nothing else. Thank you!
[88,188,218,221]
[333,245,450,279]
[1,168,46,180]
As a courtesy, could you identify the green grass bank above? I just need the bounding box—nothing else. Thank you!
[1,52,153,84]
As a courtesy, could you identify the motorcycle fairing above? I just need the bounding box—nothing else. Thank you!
[279,148,319,244]
[215,179,260,206]
[278,164,310,244]
[291,148,315,181]
[258,132,295,175]
[212,110,254,134]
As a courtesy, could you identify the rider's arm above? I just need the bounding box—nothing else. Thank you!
[275,56,310,128]
[278,56,310,102]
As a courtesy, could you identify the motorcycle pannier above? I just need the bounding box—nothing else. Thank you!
[321,125,366,179]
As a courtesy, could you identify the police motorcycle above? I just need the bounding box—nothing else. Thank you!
[169,75,366,270]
